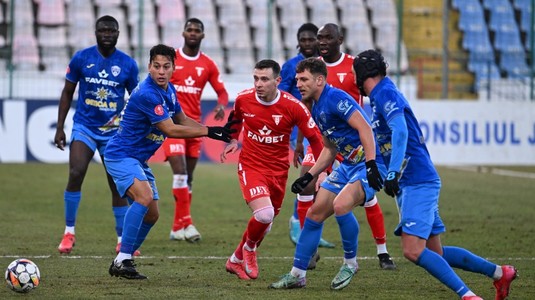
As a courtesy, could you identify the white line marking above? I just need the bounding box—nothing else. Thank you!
[447,166,535,179]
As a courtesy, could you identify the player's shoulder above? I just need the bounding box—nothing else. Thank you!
[343,53,355,61]
[236,88,255,98]
[280,90,301,104]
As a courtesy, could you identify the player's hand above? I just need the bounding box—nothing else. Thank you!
[291,172,314,194]
[292,142,305,168]
[207,126,235,143]
[54,129,66,151]
[365,160,383,191]
[224,110,242,130]
[213,105,225,121]
[315,171,328,192]
[220,140,239,162]
[384,171,400,197]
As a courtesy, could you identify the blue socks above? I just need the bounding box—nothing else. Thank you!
[442,246,496,278]
[293,218,323,270]
[335,212,359,259]
[120,202,148,255]
[416,248,469,297]
[64,191,81,227]
[133,221,154,252]
[112,206,128,237]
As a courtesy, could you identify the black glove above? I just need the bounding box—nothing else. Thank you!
[384,171,400,197]
[207,126,233,143]
[365,160,383,191]
[224,110,242,130]
[291,172,314,194]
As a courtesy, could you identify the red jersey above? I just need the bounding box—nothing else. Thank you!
[231,89,323,176]
[169,48,229,122]
[322,53,363,107]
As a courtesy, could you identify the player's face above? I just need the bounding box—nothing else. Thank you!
[95,21,119,50]
[317,26,341,61]
[298,31,318,58]
[148,55,175,90]
[182,22,204,48]
[296,69,321,101]
[253,68,281,101]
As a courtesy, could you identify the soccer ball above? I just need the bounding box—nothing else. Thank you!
[5,258,40,293]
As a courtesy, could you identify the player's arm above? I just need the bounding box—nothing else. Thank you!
[156,115,233,142]
[386,113,408,173]
[208,63,229,120]
[172,110,204,128]
[306,136,337,177]
[54,80,77,150]
[347,110,376,162]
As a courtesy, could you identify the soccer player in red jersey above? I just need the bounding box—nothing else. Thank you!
[164,18,229,242]
[221,59,324,280]
[317,23,395,270]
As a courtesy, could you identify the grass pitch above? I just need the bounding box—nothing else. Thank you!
[0,163,534,299]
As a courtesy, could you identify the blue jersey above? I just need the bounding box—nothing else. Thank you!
[369,77,439,185]
[66,45,139,136]
[105,75,181,162]
[280,53,306,100]
[312,85,383,165]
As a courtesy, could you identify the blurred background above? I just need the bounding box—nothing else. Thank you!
[0,0,534,164]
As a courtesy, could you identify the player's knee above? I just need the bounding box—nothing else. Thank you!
[172,174,188,188]
[253,206,275,224]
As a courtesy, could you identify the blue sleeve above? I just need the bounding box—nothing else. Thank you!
[66,52,81,83]
[126,60,139,94]
[387,113,408,173]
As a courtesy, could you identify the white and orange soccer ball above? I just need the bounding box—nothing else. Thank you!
[5,258,40,293]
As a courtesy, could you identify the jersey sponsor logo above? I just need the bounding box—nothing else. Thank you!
[243,113,255,117]
[247,125,284,144]
[337,73,347,83]
[146,132,165,143]
[336,99,353,115]
[111,65,121,77]
[272,115,282,125]
[154,104,164,116]
[173,75,202,95]
[307,117,316,128]
[98,69,109,78]
[249,186,269,198]
[175,66,184,70]
[84,77,120,87]
[169,143,185,154]
[195,67,204,77]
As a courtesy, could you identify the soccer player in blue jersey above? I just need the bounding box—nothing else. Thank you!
[105,44,234,279]
[269,58,385,290]
[279,23,334,252]
[54,15,139,255]
[353,49,517,300]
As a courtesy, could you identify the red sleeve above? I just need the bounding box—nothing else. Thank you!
[208,60,229,106]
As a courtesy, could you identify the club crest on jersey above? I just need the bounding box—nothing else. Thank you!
[307,117,315,128]
[111,66,121,77]
[337,99,353,115]
[272,115,283,125]
[337,73,347,83]
[196,67,204,77]
[154,104,164,116]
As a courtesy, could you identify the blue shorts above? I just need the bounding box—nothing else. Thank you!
[320,161,386,202]
[104,157,159,201]
[394,179,445,239]
[71,123,115,155]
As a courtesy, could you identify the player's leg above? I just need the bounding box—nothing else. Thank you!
[269,187,335,289]
[363,195,395,269]
[162,138,190,241]
[58,136,94,254]
[106,158,155,279]
[182,137,202,242]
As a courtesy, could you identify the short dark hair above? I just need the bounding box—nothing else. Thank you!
[149,44,176,63]
[297,23,318,39]
[296,57,327,77]
[255,59,281,77]
[96,15,119,30]
[184,17,204,32]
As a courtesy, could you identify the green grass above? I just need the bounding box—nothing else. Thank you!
[0,163,534,299]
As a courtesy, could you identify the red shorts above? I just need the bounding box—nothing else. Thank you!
[303,145,316,167]
[238,168,288,215]
[162,137,202,159]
